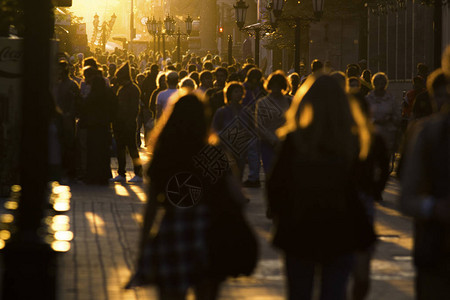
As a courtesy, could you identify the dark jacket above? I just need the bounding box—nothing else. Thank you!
[400,113,450,270]
[141,71,158,107]
[267,131,375,262]
[114,80,141,131]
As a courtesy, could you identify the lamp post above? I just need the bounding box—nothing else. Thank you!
[185,15,193,35]
[173,15,194,64]
[146,17,158,60]
[234,0,264,67]
[162,15,194,64]
[234,0,249,31]
[228,35,233,65]
[157,20,162,56]
[269,0,325,73]
[163,15,175,60]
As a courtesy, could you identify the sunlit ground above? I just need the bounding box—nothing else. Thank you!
[53,141,413,299]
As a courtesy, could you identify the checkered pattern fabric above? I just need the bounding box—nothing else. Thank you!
[143,204,210,294]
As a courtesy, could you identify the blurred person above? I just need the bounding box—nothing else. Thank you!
[202,61,213,71]
[54,60,81,181]
[330,71,346,91]
[178,70,188,80]
[288,73,300,97]
[256,70,292,174]
[310,59,324,74]
[298,63,307,83]
[347,86,390,300]
[213,55,221,68]
[426,69,450,113]
[135,73,147,148]
[416,63,429,82]
[213,67,228,89]
[129,91,253,299]
[110,62,143,183]
[188,64,197,73]
[227,66,237,78]
[69,62,82,86]
[189,71,200,87]
[358,59,368,72]
[239,63,256,82]
[365,72,400,158]
[347,77,370,123]
[196,57,203,71]
[148,73,167,129]
[80,57,110,98]
[102,64,109,79]
[267,74,376,300]
[360,70,373,97]
[402,76,426,132]
[400,69,450,300]
[156,71,179,120]
[228,72,240,82]
[179,77,197,91]
[139,64,160,146]
[212,82,249,180]
[140,54,148,73]
[81,66,115,185]
[347,77,362,95]
[108,63,117,88]
[397,68,450,180]
[209,67,229,116]
[76,52,84,66]
[241,68,267,188]
[411,69,449,121]
[198,70,214,94]
[141,64,160,108]
[346,63,361,78]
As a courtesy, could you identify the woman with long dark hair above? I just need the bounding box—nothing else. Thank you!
[267,74,375,300]
[129,91,257,299]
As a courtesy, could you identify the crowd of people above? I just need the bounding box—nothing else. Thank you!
[52,45,450,300]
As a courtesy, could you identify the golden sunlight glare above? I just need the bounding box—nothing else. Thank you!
[70,0,122,38]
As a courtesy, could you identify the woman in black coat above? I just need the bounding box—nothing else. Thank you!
[82,66,115,185]
[267,74,375,300]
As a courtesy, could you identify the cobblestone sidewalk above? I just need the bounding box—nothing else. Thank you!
[57,149,414,299]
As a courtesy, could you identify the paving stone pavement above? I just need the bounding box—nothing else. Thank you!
[57,150,414,300]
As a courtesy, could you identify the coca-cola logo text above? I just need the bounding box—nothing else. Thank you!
[0,47,23,63]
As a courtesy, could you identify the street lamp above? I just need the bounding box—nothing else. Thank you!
[271,0,284,18]
[268,0,325,73]
[177,15,194,63]
[146,17,158,60]
[164,15,194,64]
[234,0,249,30]
[164,15,175,35]
[162,15,176,60]
[185,15,193,35]
[234,0,270,67]
[157,19,162,55]
[312,0,325,19]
